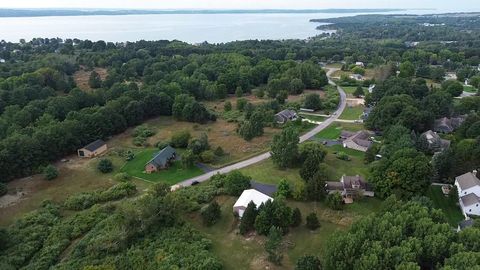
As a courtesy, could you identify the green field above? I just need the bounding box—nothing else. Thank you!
[342,86,367,97]
[299,113,328,122]
[121,148,203,184]
[464,85,478,93]
[426,185,464,226]
[324,145,369,179]
[314,122,364,140]
[340,105,364,120]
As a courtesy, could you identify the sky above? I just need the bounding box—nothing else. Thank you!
[0,0,478,12]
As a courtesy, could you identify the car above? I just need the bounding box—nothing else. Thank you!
[191,181,200,186]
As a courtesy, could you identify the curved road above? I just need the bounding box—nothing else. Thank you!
[176,68,346,187]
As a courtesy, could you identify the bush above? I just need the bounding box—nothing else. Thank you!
[64,182,137,210]
[43,165,59,181]
[155,141,171,150]
[306,212,320,230]
[326,192,344,210]
[295,255,321,270]
[201,201,221,226]
[291,208,302,227]
[224,171,251,196]
[97,159,113,173]
[200,150,216,163]
[214,146,225,156]
[132,136,147,146]
[133,125,155,138]
[171,130,191,148]
[114,173,131,182]
[224,101,232,112]
[0,182,7,197]
[336,151,350,161]
[276,179,291,198]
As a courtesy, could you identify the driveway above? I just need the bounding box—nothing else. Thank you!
[176,68,346,187]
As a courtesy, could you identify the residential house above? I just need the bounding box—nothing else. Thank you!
[355,61,365,67]
[145,146,177,173]
[325,175,374,203]
[350,74,364,81]
[420,130,451,152]
[434,116,466,133]
[233,189,273,218]
[340,130,374,152]
[77,139,108,158]
[455,171,480,217]
[275,109,298,124]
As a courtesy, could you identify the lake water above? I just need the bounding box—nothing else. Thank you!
[0,10,438,43]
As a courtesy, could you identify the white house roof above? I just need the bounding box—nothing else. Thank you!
[456,172,480,191]
[233,189,273,209]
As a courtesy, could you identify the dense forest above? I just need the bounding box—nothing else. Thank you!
[1,12,480,269]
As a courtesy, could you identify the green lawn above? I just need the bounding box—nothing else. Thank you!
[299,113,327,122]
[314,122,364,140]
[324,145,369,179]
[240,159,303,187]
[342,86,367,97]
[340,105,364,120]
[121,148,203,184]
[464,85,478,93]
[426,185,464,226]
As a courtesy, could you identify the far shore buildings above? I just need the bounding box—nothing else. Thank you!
[77,139,108,158]
[233,189,273,218]
[325,175,374,203]
[275,109,298,124]
[145,146,177,173]
[455,170,480,217]
[340,130,374,152]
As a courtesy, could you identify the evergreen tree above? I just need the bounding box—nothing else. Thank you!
[239,201,257,234]
[291,208,302,227]
[224,101,232,112]
[276,179,291,198]
[97,159,113,173]
[306,212,320,230]
[265,226,283,265]
[201,201,221,226]
[88,70,102,89]
[239,111,264,141]
[353,86,365,97]
[300,156,319,181]
[254,210,271,235]
[325,192,344,210]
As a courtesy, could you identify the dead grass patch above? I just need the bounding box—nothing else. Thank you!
[73,66,108,92]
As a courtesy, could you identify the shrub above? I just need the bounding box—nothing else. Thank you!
[214,146,225,156]
[0,182,7,197]
[200,150,216,163]
[201,201,221,226]
[132,136,147,146]
[276,179,291,198]
[64,182,137,210]
[224,101,232,112]
[291,208,302,227]
[171,130,191,148]
[224,171,251,196]
[43,165,59,181]
[325,192,344,210]
[155,141,171,150]
[114,173,131,182]
[133,125,155,138]
[295,255,321,270]
[336,151,350,161]
[236,98,247,111]
[306,212,320,230]
[97,159,113,173]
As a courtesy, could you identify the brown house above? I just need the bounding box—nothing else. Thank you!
[145,146,177,174]
[78,139,107,158]
[325,175,374,203]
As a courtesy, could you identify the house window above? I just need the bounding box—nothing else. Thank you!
[469,209,472,212]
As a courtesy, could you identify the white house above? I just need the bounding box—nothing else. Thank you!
[233,189,273,218]
[355,61,365,67]
[455,171,480,217]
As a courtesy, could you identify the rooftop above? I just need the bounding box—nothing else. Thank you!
[456,172,480,191]
[460,193,480,207]
[82,139,106,152]
[147,146,176,168]
[233,189,273,208]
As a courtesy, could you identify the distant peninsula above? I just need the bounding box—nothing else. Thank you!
[0,8,407,18]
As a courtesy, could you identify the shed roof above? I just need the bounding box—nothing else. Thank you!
[147,146,176,168]
[233,189,273,209]
[456,172,480,191]
[275,109,297,119]
[83,139,106,152]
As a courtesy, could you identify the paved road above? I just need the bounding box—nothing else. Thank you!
[176,68,346,187]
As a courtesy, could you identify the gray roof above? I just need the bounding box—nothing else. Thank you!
[147,146,176,168]
[325,181,344,191]
[458,219,475,230]
[460,193,480,207]
[456,172,480,191]
[350,130,374,148]
[83,139,106,152]
[275,109,297,119]
[250,181,278,197]
[434,116,466,133]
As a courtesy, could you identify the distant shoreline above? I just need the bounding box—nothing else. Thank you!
[0,8,410,18]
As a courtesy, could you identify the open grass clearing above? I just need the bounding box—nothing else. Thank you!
[299,113,327,122]
[324,145,369,179]
[464,85,478,93]
[426,185,464,226]
[120,148,204,184]
[188,195,382,269]
[340,105,364,120]
[73,66,108,92]
[342,86,368,98]
[314,122,364,140]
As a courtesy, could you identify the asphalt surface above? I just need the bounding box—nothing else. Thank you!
[176,68,346,187]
